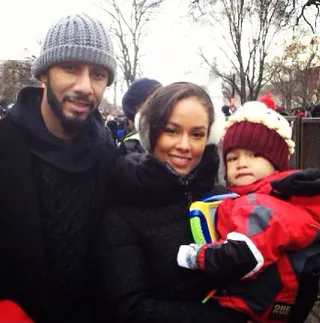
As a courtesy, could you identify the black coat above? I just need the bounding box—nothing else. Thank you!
[119,131,145,155]
[0,115,118,323]
[99,147,249,323]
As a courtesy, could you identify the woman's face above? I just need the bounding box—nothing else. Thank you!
[153,96,209,175]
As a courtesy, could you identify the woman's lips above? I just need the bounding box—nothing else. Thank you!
[169,155,192,167]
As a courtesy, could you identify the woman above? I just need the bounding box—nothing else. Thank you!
[99,82,250,322]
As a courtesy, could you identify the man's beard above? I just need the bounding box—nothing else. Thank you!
[46,80,98,134]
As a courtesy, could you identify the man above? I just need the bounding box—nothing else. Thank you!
[0,13,118,323]
[120,78,161,153]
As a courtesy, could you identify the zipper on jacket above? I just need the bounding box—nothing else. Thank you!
[181,175,193,204]
[185,190,192,203]
[168,165,194,204]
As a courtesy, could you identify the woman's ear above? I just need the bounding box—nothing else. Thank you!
[134,111,141,131]
[134,111,151,152]
[207,106,226,145]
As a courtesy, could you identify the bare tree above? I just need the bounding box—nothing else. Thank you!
[190,0,297,103]
[97,0,164,88]
[295,0,320,33]
[268,34,320,107]
[191,0,320,32]
[0,60,39,106]
[265,58,297,108]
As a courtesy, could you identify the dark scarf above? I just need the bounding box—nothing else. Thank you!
[7,86,109,172]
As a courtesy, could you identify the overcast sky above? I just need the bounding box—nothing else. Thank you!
[0,0,215,88]
[1,0,316,105]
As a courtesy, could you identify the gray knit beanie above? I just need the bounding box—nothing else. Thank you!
[32,13,117,86]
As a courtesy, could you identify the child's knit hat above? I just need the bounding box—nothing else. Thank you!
[222,100,295,170]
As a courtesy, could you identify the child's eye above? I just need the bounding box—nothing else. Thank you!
[226,155,237,162]
[252,152,261,158]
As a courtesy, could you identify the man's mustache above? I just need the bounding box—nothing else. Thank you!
[63,94,94,109]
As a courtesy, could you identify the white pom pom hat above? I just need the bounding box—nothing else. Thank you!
[222,101,295,170]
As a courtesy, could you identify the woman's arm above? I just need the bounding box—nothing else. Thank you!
[96,207,247,323]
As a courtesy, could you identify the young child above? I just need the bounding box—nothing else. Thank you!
[177,100,320,323]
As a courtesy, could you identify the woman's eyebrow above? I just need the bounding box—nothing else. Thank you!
[167,122,207,131]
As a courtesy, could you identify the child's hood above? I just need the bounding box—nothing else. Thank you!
[228,170,297,196]
[272,168,320,197]
[271,168,320,224]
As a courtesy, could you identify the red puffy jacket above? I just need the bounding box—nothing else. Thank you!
[198,170,320,323]
[0,300,33,323]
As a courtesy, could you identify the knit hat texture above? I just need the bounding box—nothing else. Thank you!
[222,101,295,170]
[122,78,162,121]
[32,13,117,86]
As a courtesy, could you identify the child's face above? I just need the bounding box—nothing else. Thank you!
[226,148,276,186]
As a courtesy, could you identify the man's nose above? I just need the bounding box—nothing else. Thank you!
[74,68,94,95]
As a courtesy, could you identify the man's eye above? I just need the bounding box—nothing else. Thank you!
[61,64,76,72]
[93,69,107,79]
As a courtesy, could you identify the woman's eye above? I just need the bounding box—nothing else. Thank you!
[192,132,205,139]
[164,127,177,134]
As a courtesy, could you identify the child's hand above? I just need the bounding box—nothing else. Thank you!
[176,243,203,269]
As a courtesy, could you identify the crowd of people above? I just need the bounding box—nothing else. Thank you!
[0,12,320,323]
[221,94,320,119]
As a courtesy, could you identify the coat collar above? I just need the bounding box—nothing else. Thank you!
[111,144,223,207]
[229,170,297,196]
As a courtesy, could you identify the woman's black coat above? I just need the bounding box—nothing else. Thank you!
[98,145,249,323]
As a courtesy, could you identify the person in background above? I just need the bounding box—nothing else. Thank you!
[296,109,306,118]
[0,106,7,119]
[312,104,320,117]
[115,115,128,144]
[276,106,289,116]
[120,77,162,154]
[177,101,320,323]
[221,105,231,118]
[106,118,118,144]
[0,13,118,323]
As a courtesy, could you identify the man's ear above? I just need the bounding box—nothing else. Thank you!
[39,73,48,87]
